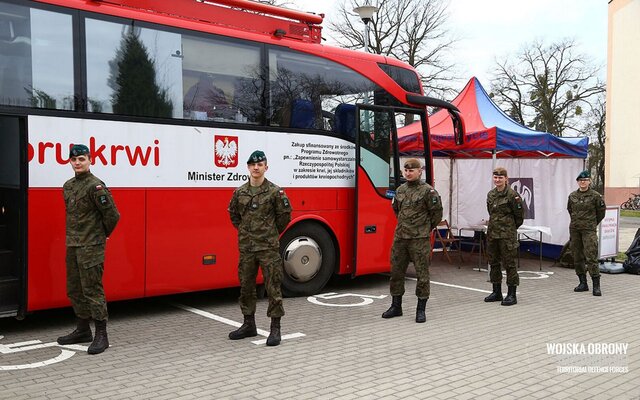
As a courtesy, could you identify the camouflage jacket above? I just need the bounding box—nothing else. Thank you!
[228,178,292,251]
[567,188,606,231]
[63,171,120,247]
[392,180,443,239]
[486,187,524,240]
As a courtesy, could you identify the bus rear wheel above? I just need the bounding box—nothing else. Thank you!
[280,223,336,297]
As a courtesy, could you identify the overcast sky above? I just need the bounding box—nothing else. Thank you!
[287,0,608,91]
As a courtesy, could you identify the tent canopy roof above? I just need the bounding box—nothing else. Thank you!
[398,77,588,158]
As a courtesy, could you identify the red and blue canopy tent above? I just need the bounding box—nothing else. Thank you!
[398,77,588,158]
[398,77,589,259]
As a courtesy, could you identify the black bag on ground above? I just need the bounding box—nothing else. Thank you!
[557,241,573,268]
[623,228,640,274]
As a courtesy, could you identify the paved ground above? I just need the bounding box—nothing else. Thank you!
[1,253,638,400]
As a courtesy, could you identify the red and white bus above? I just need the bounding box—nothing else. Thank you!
[0,0,464,318]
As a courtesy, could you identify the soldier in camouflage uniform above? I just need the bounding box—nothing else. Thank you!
[382,158,442,323]
[484,167,524,306]
[568,170,606,296]
[57,144,120,355]
[228,150,292,346]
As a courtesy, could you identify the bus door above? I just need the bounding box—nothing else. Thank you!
[0,116,26,317]
[353,105,429,276]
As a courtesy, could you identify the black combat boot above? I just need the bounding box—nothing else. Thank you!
[88,320,109,355]
[57,318,93,345]
[228,314,258,340]
[501,286,517,306]
[415,298,427,323]
[592,276,602,296]
[484,283,503,302]
[266,317,281,347]
[381,295,403,318]
[574,274,589,292]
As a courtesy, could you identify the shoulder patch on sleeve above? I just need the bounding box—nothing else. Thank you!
[278,189,290,207]
[515,196,522,209]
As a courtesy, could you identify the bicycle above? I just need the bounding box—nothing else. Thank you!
[621,193,640,210]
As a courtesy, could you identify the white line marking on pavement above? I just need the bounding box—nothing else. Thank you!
[0,349,76,370]
[251,333,306,345]
[170,302,305,345]
[477,268,555,279]
[307,292,387,307]
[0,335,89,370]
[406,278,492,294]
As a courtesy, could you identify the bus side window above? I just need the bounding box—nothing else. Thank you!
[290,99,314,129]
[333,103,356,140]
[271,99,291,127]
[183,73,229,120]
[0,20,29,107]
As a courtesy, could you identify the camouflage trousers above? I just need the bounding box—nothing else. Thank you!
[487,237,520,286]
[570,229,600,277]
[389,237,430,298]
[238,249,284,318]
[66,245,108,321]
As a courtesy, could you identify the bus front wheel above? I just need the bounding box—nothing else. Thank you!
[280,223,336,297]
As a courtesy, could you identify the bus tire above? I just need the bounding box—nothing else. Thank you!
[280,222,336,297]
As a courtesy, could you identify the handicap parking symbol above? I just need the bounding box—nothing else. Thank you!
[307,292,387,307]
[0,335,88,370]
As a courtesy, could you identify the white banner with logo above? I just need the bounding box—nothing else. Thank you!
[28,116,356,188]
[434,157,584,247]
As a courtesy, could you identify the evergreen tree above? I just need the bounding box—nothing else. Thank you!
[110,28,173,117]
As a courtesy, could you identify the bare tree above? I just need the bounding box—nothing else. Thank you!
[254,0,293,6]
[327,0,458,97]
[585,94,606,193]
[490,39,604,136]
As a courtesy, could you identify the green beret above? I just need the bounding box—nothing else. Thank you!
[576,170,591,180]
[69,144,90,158]
[403,158,421,169]
[247,150,266,164]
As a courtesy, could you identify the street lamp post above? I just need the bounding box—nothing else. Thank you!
[353,4,378,53]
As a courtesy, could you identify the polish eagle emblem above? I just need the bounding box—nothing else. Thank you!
[214,135,238,168]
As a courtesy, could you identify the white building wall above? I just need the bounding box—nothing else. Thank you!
[606,0,640,204]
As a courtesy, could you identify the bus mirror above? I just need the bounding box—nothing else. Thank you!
[406,94,465,145]
[406,94,452,109]
[449,109,465,146]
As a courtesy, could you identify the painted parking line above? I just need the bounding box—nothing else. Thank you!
[406,278,492,294]
[170,302,305,345]
[402,269,553,295]
[250,333,306,345]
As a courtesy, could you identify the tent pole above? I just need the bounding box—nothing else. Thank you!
[449,157,454,225]
[492,150,497,184]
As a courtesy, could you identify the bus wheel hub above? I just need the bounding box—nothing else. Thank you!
[283,237,322,282]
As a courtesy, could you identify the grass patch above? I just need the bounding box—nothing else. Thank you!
[616,252,627,262]
[620,210,640,218]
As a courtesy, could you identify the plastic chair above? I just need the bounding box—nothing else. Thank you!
[431,220,463,265]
